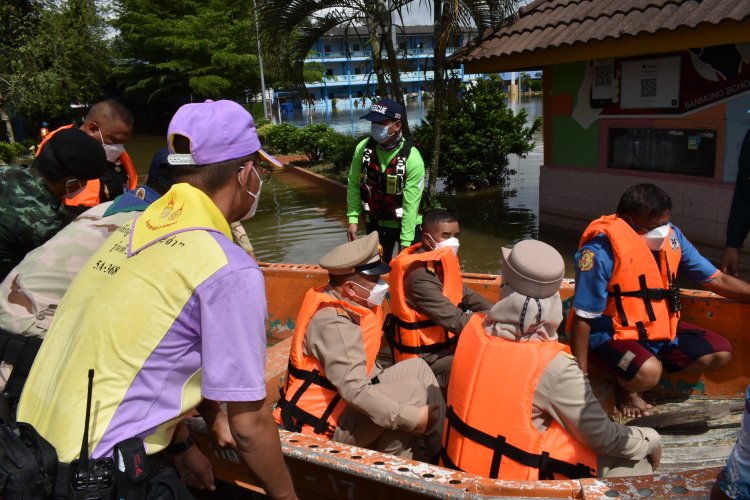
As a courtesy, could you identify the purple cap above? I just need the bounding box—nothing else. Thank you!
[166,100,281,168]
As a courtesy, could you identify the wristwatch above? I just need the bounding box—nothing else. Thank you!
[166,435,195,455]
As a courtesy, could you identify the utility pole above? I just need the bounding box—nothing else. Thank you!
[252,0,269,120]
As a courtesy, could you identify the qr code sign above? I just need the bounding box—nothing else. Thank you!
[640,78,657,97]
[594,64,613,87]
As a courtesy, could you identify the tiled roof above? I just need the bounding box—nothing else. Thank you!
[453,0,750,68]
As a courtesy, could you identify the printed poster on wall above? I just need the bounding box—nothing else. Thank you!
[620,57,681,109]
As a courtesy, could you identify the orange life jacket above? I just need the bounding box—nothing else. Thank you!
[36,124,74,156]
[274,286,383,438]
[386,243,464,362]
[577,215,681,342]
[442,314,597,480]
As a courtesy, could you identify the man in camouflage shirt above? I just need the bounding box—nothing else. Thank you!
[0,128,106,280]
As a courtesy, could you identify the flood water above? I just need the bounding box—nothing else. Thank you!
[127,96,582,275]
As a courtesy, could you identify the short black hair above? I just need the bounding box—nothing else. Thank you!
[616,183,672,218]
[169,134,257,194]
[422,208,459,233]
[85,99,134,128]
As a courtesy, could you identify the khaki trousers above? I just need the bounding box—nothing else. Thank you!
[333,358,445,459]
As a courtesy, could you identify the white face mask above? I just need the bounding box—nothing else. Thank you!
[370,122,393,144]
[98,129,125,162]
[353,279,389,308]
[640,224,670,251]
[238,166,263,221]
[426,234,460,255]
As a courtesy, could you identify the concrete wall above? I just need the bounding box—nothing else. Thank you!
[540,165,737,261]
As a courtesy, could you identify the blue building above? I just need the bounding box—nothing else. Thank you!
[300,25,522,110]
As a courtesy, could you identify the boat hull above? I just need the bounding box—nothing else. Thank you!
[191,262,747,498]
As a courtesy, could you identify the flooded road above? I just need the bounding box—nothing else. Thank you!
[127,95,582,275]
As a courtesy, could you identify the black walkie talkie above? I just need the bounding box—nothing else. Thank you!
[68,369,115,500]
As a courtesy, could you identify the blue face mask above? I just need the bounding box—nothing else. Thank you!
[371,122,393,143]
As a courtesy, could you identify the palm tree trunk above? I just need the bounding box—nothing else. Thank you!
[0,107,15,143]
[381,21,409,136]
[367,20,388,97]
[427,0,451,197]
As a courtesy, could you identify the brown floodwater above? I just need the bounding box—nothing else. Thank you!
[125,96,583,276]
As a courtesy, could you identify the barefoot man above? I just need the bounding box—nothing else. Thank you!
[569,183,750,417]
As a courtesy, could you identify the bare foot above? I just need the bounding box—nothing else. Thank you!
[616,389,653,418]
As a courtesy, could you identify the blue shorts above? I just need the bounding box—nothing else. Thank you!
[717,384,750,499]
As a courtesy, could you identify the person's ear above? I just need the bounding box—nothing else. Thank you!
[341,280,358,300]
[392,120,402,133]
[238,161,254,188]
[82,122,99,140]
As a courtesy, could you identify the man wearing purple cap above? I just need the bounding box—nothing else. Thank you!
[347,98,425,262]
[18,100,297,499]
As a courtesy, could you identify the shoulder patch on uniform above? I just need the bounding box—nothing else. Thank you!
[425,261,437,275]
[578,248,595,271]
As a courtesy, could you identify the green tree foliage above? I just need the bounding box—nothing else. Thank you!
[414,76,541,190]
[1,0,109,138]
[424,0,522,197]
[258,122,356,172]
[112,0,262,102]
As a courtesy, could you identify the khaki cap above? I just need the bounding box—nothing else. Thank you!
[501,239,564,299]
[320,232,391,276]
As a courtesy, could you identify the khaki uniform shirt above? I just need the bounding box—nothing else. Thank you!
[534,351,660,476]
[402,249,494,384]
[303,287,421,432]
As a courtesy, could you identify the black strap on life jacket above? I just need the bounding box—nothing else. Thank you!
[609,274,670,330]
[0,329,43,402]
[383,312,457,356]
[441,406,595,480]
[277,361,341,438]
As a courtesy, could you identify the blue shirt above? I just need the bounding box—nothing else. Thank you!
[573,223,719,351]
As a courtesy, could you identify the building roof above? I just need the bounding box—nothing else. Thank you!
[452,0,750,72]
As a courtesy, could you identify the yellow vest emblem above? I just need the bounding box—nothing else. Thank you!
[578,248,595,272]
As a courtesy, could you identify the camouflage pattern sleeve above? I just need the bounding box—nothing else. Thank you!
[0,166,71,281]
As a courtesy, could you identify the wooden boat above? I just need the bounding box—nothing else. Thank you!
[186,262,749,498]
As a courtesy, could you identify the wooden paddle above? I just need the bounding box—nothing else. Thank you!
[625,401,745,429]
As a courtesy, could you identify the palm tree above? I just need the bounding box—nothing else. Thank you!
[425,0,521,198]
[259,0,413,132]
